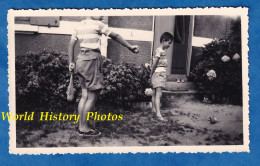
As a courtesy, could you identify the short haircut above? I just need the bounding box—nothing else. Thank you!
[160,32,174,43]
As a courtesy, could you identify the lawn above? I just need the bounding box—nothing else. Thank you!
[16,95,243,147]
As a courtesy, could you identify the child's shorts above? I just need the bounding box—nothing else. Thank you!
[152,72,166,88]
[75,50,104,91]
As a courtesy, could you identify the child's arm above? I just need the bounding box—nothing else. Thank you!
[109,32,139,53]
[68,38,77,72]
[151,57,159,77]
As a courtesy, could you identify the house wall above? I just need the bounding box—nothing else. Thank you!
[15,16,153,65]
[190,15,240,70]
[15,33,79,56]
[107,16,153,64]
[109,16,153,31]
[14,15,240,69]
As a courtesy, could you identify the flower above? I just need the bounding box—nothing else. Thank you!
[203,97,212,103]
[203,97,209,103]
[206,69,217,80]
[145,88,153,96]
[221,55,230,62]
[145,63,150,68]
[213,38,220,44]
[232,53,240,61]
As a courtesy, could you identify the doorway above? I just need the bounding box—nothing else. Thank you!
[153,16,194,81]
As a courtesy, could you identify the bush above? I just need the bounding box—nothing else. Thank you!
[15,50,80,112]
[16,50,151,112]
[189,18,242,105]
[189,38,242,105]
[98,59,151,107]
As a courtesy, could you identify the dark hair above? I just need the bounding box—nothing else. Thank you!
[160,32,174,43]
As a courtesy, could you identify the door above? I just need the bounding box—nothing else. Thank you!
[153,16,193,81]
[153,16,175,76]
[171,16,190,75]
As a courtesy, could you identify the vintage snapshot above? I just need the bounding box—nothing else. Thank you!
[8,8,249,154]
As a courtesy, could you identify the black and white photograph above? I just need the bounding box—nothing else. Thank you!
[8,8,249,154]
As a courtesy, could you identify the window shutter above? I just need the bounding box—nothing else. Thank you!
[30,17,60,27]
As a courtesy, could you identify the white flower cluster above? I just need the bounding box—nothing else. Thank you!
[221,55,230,62]
[206,69,217,80]
[232,53,240,61]
[145,63,150,68]
[145,88,153,96]
[213,38,220,44]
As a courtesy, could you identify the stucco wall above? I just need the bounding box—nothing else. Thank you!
[15,33,151,65]
[15,33,81,57]
[109,16,153,31]
[15,16,238,69]
[107,40,151,65]
[194,15,229,39]
[190,16,240,70]
[15,16,153,65]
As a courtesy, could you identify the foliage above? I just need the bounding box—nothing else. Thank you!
[98,59,151,107]
[189,19,242,105]
[16,50,151,112]
[15,50,80,112]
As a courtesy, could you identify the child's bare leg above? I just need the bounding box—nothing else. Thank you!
[78,88,88,132]
[80,89,100,132]
[155,87,163,117]
[152,88,156,113]
[155,87,167,121]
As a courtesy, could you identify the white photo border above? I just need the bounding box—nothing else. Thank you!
[8,7,249,154]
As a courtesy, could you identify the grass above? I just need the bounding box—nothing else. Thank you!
[16,96,243,147]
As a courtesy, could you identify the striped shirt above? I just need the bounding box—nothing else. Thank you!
[153,47,167,73]
[71,20,111,50]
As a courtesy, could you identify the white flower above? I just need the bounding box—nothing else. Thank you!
[232,53,240,61]
[203,97,209,103]
[221,55,230,62]
[213,38,220,44]
[145,88,153,96]
[206,70,217,80]
[145,63,150,68]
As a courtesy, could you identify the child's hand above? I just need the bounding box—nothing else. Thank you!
[129,45,140,53]
[69,62,75,72]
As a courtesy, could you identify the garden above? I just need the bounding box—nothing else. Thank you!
[15,19,243,147]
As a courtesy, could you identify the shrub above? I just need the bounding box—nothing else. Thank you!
[189,38,242,104]
[15,50,80,112]
[98,59,151,107]
[16,50,151,112]
[189,18,242,105]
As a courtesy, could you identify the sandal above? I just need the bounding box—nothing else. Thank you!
[78,130,101,137]
[157,116,168,122]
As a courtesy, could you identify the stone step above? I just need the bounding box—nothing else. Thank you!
[164,81,196,91]
[162,89,198,94]
[161,89,198,108]
[167,74,188,81]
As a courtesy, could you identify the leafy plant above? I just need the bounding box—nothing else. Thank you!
[16,50,151,113]
[189,19,242,105]
[98,59,151,107]
[15,50,80,112]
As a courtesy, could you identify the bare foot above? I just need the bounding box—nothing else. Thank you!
[157,116,168,122]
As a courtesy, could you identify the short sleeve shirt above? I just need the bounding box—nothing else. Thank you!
[153,47,167,73]
[71,20,111,50]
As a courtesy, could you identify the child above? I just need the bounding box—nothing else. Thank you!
[68,16,139,136]
[151,32,174,122]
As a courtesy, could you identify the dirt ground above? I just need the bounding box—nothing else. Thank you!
[16,96,243,147]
